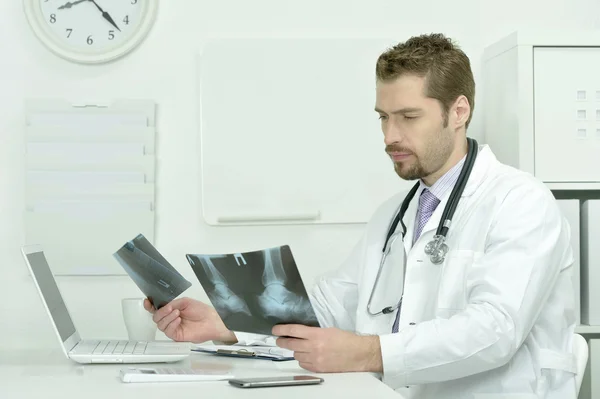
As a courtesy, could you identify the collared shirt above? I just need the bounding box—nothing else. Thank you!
[419,154,467,201]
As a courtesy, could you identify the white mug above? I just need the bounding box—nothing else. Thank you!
[122,298,157,342]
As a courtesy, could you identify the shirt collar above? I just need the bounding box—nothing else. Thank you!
[419,155,467,200]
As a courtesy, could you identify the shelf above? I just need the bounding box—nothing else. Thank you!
[576,325,600,334]
[24,98,156,276]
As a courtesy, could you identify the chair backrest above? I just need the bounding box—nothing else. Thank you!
[573,333,589,395]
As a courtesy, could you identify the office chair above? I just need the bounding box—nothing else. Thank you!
[573,333,589,396]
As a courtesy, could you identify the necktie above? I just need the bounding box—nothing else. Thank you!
[392,188,440,333]
[412,188,440,244]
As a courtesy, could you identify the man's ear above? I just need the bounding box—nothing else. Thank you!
[453,95,471,129]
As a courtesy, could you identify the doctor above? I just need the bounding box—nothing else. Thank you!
[147,33,577,398]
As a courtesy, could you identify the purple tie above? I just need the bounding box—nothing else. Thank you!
[392,188,440,333]
[412,188,440,244]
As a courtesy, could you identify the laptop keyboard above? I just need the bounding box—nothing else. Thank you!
[73,340,147,355]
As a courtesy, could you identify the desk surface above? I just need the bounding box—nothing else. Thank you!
[0,349,402,399]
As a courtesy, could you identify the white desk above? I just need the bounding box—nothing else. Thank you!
[0,349,402,399]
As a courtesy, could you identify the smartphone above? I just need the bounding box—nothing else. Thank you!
[228,375,324,388]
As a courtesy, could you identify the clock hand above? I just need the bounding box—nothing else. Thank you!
[87,0,121,32]
[57,0,87,10]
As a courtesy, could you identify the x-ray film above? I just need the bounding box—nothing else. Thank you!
[186,245,320,335]
[114,233,192,309]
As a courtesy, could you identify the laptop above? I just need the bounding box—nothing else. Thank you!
[21,244,191,364]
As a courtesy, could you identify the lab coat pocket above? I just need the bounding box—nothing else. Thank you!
[436,250,475,312]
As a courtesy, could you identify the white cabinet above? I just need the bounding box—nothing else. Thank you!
[533,47,600,182]
[483,32,600,329]
[484,33,600,393]
[483,30,600,189]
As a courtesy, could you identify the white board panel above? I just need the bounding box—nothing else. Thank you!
[581,200,600,325]
[556,199,581,324]
[198,38,410,225]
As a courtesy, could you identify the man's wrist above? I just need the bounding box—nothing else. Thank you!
[360,335,383,373]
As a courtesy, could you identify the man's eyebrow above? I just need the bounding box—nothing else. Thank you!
[374,107,422,114]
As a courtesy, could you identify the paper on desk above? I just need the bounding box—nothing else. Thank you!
[193,343,294,359]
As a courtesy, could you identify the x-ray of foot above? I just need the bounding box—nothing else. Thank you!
[187,255,252,318]
[257,247,318,324]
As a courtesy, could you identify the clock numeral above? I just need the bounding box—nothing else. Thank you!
[123,15,130,25]
[108,30,115,40]
[87,35,94,45]
[66,29,73,38]
[50,14,56,24]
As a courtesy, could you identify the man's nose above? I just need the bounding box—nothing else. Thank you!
[383,123,404,146]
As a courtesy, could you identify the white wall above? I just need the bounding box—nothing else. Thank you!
[1,1,599,350]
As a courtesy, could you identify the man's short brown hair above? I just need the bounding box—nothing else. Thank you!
[376,33,475,129]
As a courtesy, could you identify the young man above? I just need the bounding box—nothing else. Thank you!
[147,33,577,398]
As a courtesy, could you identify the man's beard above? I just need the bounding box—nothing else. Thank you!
[393,159,427,181]
[390,129,454,181]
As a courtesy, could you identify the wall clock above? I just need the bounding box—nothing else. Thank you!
[23,0,158,64]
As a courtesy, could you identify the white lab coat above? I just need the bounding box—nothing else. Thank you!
[236,145,578,399]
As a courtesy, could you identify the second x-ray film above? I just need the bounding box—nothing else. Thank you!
[186,245,320,335]
[114,233,192,309]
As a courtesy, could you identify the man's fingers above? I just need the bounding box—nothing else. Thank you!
[276,337,311,352]
[153,305,170,323]
[151,298,188,323]
[157,309,180,332]
[272,324,318,339]
[293,352,312,363]
[163,317,182,339]
[143,298,155,313]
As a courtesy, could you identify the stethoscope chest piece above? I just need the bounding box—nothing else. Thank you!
[424,234,449,265]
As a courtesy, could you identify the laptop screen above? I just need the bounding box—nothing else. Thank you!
[25,251,76,342]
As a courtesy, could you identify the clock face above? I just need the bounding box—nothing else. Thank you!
[24,0,157,63]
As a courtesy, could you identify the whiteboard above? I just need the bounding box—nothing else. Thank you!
[198,38,411,225]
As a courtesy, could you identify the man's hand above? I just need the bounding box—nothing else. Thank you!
[144,297,237,344]
[273,324,383,373]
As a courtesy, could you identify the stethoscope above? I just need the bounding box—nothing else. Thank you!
[366,138,479,316]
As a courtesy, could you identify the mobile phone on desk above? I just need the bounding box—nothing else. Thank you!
[228,375,324,388]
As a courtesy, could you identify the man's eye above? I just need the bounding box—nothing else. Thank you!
[404,115,417,120]
[378,115,388,120]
